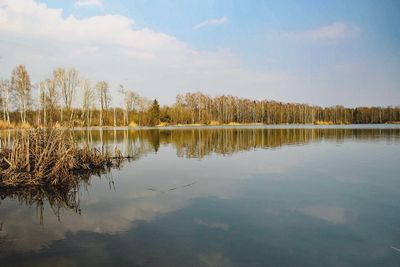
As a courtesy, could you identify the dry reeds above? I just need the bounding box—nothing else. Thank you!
[0,120,32,129]
[0,129,123,188]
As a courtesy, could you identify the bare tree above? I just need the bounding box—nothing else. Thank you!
[2,64,400,127]
[39,78,58,126]
[96,81,110,127]
[0,79,11,124]
[137,96,151,126]
[54,67,79,124]
[81,79,95,127]
[38,80,46,126]
[119,85,140,126]
[11,65,31,124]
[66,68,79,122]
[53,68,66,122]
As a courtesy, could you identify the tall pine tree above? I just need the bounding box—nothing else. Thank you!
[148,99,160,126]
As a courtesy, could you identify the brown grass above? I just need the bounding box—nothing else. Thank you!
[0,120,32,129]
[0,120,15,129]
[0,129,124,188]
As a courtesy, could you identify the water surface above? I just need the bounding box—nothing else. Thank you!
[0,126,400,266]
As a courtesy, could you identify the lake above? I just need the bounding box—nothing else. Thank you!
[0,125,400,266]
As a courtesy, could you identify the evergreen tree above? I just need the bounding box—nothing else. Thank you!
[148,99,160,126]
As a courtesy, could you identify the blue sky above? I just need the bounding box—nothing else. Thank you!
[1,0,399,106]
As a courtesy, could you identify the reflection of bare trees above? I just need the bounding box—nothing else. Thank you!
[1,128,399,161]
[70,129,157,159]
[0,171,115,225]
[0,129,125,225]
[53,127,400,159]
[1,184,80,225]
[0,127,398,224]
[163,128,400,158]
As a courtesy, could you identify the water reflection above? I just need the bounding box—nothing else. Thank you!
[57,127,400,158]
[2,127,397,158]
[0,172,116,224]
[0,127,399,266]
[0,127,399,223]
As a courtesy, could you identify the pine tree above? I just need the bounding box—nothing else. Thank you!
[148,99,160,126]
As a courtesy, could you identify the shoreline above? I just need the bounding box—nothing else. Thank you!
[1,123,400,131]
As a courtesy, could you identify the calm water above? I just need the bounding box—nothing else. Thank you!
[1,126,400,266]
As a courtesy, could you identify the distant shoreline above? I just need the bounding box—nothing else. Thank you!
[1,123,400,131]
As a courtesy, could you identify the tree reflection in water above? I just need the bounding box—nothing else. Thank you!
[70,127,399,158]
[0,127,398,224]
[0,171,115,225]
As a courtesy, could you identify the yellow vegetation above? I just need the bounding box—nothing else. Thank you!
[314,121,332,125]
[314,121,350,125]
[227,122,263,126]
[0,120,32,129]
[208,120,221,126]
[0,120,15,129]
[19,122,32,129]
[128,121,138,127]
[157,122,169,127]
[173,123,206,127]
[53,122,62,128]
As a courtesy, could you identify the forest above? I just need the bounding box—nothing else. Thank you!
[1,64,399,128]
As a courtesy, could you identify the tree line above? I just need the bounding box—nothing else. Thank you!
[0,64,399,128]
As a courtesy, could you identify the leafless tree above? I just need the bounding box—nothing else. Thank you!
[81,79,95,127]
[11,65,31,123]
[54,67,79,124]
[38,80,46,126]
[119,85,140,126]
[96,81,110,127]
[39,78,58,126]
[0,79,11,124]
[137,96,151,126]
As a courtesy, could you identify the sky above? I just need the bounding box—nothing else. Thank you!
[0,0,399,107]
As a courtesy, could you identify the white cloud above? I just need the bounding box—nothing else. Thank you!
[193,16,228,30]
[0,1,283,105]
[75,0,102,8]
[2,2,395,107]
[291,22,360,41]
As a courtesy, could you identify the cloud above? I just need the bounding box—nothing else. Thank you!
[290,22,360,41]
[0,1,283,105]
[2,2,395,107]
[193,16,228,30]
[75,0,102,7]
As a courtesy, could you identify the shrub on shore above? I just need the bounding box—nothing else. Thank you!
[0,130,124,188]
